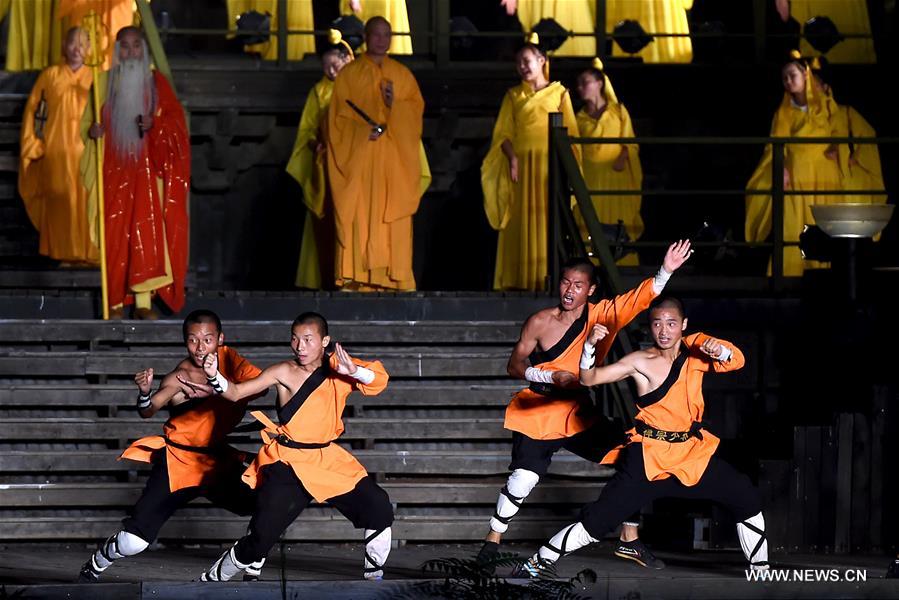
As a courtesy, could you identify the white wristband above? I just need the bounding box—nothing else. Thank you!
[206,371,229,394]
[716,346,733,362]
[349,366,376,385]
[525,367,555,384]
[579,341,596,370]
[652,266,672,294]
[137,393,152,410]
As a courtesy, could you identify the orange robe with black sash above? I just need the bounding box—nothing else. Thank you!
[601,332,745,486]
[243,354,389,503]
[504,278,658,440]
[121,346,262,493]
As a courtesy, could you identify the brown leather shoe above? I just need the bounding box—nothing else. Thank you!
[108,307,125,320]
[133,307,160,320]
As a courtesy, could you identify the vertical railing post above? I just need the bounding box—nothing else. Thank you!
[277,0,287,68]
[547,113,564,291]
[595,0,607,57]
[771,141,785,291]
[434,0,450,70]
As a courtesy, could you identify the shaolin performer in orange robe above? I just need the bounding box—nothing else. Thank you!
[83,26,190,319]
[18,27,98,264]
[477,241,693,571]
[195,313,395,582]
[327,17,428,291]
[519,297,769,576]
[78,310,266,582]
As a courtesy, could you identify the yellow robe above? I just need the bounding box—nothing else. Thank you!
[790,0,875,64]
[340,0,412,55]
[608,0,693,63]
[745,94,842,276]
[482,81,579,291]
[226,0,315,60]
[287,77,333,289]
[516,0,595,57]
[326,53,429,290]
[576,102,643,266]
[18,63,98,263]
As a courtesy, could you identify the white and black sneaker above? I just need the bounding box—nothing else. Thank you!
[614,539,666,570]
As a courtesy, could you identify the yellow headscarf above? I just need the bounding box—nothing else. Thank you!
[328,28,355,61]
[526,31,550,80]
[592,57,619,105]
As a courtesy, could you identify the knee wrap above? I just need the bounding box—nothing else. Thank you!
[737,512,769,569]
[537,522,598,564]
[490,469,539,533]
[201,543,250,582]
[363,527,391,580]
[91,531,149,571]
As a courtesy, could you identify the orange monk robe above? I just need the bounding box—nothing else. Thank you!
[81,70,191,311]
[327,53,428,290]
[745,92,841,276]
[121,346,262,493]
[504,278,658,440]
[245,354,389,503]
[601,332,744,486]
[481,81,580,291]
[575,102,643,266]
[18,63,98,264]
[57,0,134,70]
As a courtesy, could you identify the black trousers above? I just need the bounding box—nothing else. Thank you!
[123,450,257,543]
[234,462,394,564]
[509,416,626,477]
[580,443,762,539]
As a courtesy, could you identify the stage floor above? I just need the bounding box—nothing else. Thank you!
[0,542,895,599]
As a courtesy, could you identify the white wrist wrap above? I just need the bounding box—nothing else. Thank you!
[579,341,596,370]
[716,346,733,362]
[137,393,152,410]
[350,366,376,385]
[207,371,229,394]
[525,367,554,384]
[652,266,672,294]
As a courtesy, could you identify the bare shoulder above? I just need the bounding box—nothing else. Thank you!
[522,307,556,334]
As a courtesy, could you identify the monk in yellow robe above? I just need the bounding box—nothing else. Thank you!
[226,0,315,61]
[608,0,693,63]
[790,0,875,64]
[511,0,596,57]
[286,38,353,289]
[574,59,643,266]
[327,17,428,291]
[342,0,412,55]
[745,54,841,276]
[18,27,98,264]
[482,41,579,291]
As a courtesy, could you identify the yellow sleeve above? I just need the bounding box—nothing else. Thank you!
[382,63,425,222]
[560,88,581,165]
[619,103,642,188]
[418,140,432,196]
[846,105,884,196]
[285,89,326,217]
[745,109,780,243]
[481,91,515,230]
[17,68,50,227]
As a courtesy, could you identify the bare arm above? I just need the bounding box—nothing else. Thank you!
[180,354,287,402]
[136,369,192,418]
[579,352,640,386]
[507,314,541,380]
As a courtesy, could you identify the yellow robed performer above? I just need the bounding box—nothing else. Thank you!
[574,58,643,266]
[608,0,693,63]
[745,51,841,276]
[341,0,412,55]
[482,34,579,290]
[226,0,315,60]
[512,0,596,57]
[18,27,98,264]
[82,10,110,319]
[790,0,876,64]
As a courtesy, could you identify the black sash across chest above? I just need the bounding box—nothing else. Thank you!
[635,345,689,409]
[277,361,330,425]
[528,307,589,366]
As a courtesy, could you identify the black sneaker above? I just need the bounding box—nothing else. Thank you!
[77,560,101,583]
[614,539,666,570]
[476,541,500,574]
[242,573,260,582]
[886,558,899,578]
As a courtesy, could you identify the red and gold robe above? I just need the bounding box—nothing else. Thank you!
[121,346,262,493]
[601,332,745,486]
[244,354,389,503]
[504,278,657,440]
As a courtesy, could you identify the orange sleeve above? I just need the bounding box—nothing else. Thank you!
[687,332,745,373]
[351,358,389,396]
[593,277,657,332]
[220,346,263,383]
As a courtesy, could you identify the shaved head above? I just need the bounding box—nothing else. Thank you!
[364,16,391,35]
[649,296,686,319]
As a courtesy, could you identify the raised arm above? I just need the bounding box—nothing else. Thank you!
[135,369,192,418]
[578,323,639,386]
[689,332,745,373]
[332,343,389,396]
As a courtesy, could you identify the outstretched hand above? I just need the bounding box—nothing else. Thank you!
[176,375,215,399]
[333,343,358,376]
[663,239,692,273]
[134,368,153,396]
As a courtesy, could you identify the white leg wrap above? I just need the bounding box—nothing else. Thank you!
[201,544,249,582]
[92,531,149,571]
[244,557,265,578]
[737,512,769,569]
[490,469,540,533]
[538,522,599,563]
[363,527,391,580]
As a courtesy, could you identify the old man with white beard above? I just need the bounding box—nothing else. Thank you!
[83,26,190,320]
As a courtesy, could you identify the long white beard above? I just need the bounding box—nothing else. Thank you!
[107,59,154,162]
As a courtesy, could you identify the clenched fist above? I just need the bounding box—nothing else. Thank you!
[587,324,609,345]
[134,368,153,396]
